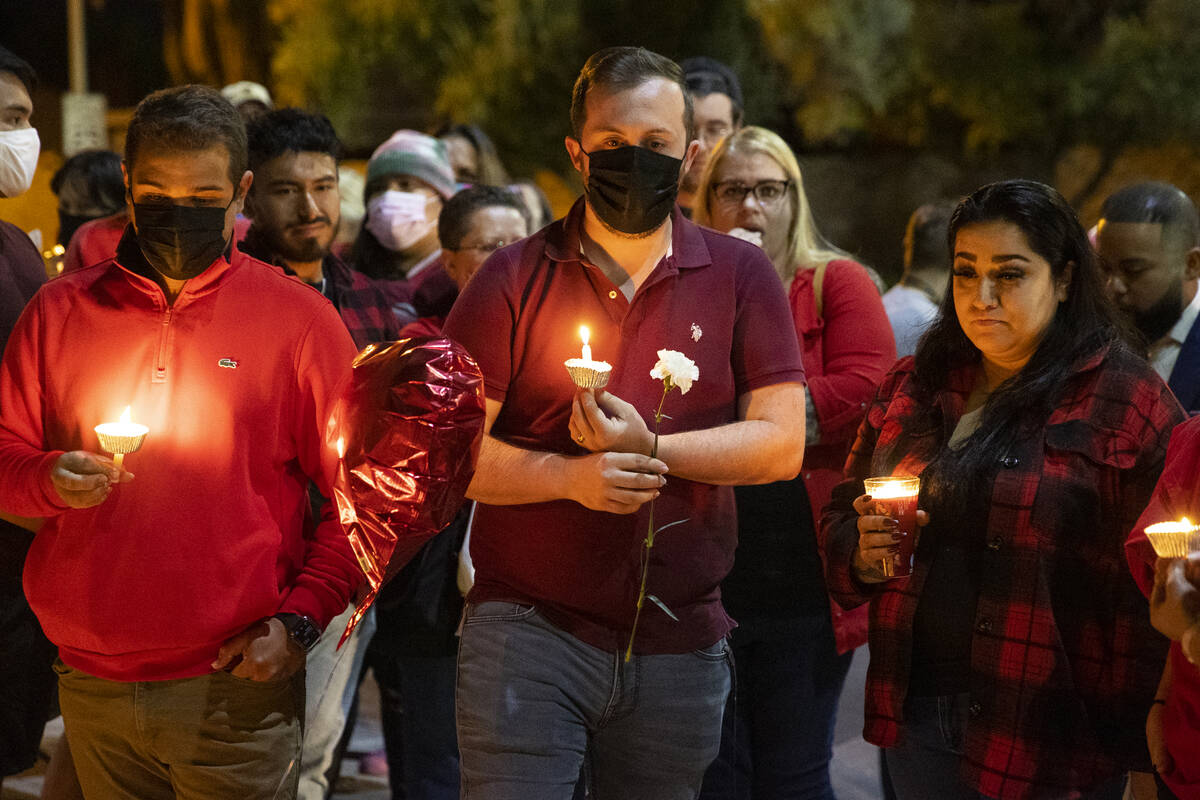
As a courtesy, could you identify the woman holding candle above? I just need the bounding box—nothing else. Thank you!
[692,126,897,799]
[822,179,1185,799]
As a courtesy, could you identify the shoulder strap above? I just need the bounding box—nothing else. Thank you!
[813,260,829,319]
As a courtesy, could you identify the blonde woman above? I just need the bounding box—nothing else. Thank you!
[694,126,896,798]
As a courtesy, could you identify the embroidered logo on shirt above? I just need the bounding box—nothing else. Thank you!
[691,323,703,342]
[218,358,239,369]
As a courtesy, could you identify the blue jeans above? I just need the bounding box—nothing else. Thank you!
[455,601,732,800]
[700,613,853,800]
[885,694,1126,800]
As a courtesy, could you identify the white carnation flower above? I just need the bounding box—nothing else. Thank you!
[650,349,699,394]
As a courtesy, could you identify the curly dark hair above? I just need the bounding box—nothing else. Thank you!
[247,108,342,171]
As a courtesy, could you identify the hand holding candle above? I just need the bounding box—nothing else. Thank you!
[565,324,612,389]
[862,476,921,579]
[94,406,149,471]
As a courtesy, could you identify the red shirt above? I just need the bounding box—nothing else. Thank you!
[792,259,896,653]
[443,199,805,654]
[0,231,361,681]
[1126,414,1200,800]
[823,346,1182,798]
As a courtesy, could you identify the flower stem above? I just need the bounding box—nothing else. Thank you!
[625,383,670,662]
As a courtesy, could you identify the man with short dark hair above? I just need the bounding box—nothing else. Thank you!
[0,44,54,794]
[1097,181,1200,413]
[242,108,399,350]
[882,199,957,357]
[0,85,361,799]
[439,185,529,291]
[677,56,744,214]
[445,46,806,799]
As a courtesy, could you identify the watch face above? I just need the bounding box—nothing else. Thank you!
[281,615,322,652]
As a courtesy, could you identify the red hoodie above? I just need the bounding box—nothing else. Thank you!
[0,232,361,681]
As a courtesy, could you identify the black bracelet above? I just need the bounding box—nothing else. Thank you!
[1152,698,1167,706]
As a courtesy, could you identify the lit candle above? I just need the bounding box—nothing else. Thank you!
[863,476,921,578]
[564,323,612,389]
[580,325,592,363]
[1145,517,1200,558]
[94,406,150,470]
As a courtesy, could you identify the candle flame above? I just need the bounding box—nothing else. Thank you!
[120,406,131,424]
[579,325,590,346]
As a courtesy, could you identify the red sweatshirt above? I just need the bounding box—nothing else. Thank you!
[0,235,361,681]
[1126,415,1200,800]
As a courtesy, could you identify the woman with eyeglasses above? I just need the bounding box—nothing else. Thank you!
[693,125,897,799]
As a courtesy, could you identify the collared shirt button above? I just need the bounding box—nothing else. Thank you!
[1001,455,1019,468]
[608,290,618,299]
[988,536,1003,551]
[968,701,983,718]
[977,617,993,633]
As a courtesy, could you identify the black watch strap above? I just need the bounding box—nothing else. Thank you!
[273,612,322,653]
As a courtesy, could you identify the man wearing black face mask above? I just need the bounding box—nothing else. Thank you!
[0,85,361,799]
[444,47,807,799]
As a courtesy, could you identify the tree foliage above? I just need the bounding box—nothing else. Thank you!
[267,0,792,176]
[749,0,1200,164]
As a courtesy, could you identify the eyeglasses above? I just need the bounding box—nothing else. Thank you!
[453,239,513,255]
[711,179,791,206]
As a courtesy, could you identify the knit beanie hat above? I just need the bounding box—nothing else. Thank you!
[366,130,457,199]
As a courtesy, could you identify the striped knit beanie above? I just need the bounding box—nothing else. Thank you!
[366,130,457,199]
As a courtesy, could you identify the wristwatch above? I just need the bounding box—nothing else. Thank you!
[272,613,322,653]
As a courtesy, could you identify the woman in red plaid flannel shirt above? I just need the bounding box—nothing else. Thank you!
[822,180,1185,800]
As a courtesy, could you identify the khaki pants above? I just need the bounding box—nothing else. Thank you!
[55,660,303,800]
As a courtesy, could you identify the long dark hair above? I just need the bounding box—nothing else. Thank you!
[905,180,1130,473]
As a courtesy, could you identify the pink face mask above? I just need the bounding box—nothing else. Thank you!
[365,190,436,252]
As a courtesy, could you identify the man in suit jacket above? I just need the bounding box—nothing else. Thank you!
[1097,181,1200,413]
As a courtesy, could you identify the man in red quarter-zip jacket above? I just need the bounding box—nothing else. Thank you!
[0,85,361,800]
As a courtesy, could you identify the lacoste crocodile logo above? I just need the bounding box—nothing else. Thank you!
[218,358,239,369]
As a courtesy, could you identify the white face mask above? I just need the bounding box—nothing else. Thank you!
[365,190,436,253]
[0,127,39,199]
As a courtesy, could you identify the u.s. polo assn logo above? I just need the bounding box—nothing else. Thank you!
[218,358,239,369]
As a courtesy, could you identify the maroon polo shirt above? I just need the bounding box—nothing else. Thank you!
[443,198,805,654]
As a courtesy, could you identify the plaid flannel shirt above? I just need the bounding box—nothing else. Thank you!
[240,227,400,350]
[822,344,1184,799]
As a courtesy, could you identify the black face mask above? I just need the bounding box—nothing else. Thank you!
[583,145,682,236]
[57,210,101,247]
[132,200,232,280]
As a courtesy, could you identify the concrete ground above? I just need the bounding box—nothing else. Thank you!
[5,649,885,800]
